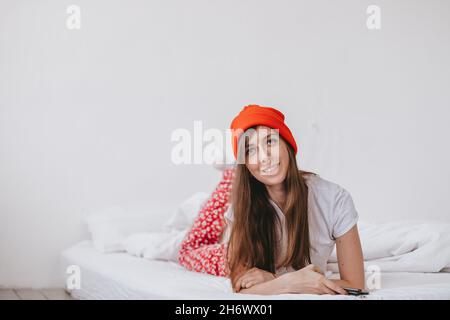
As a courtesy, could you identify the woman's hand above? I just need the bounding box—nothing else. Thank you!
[280,264,348,295]
[235,267,276,292]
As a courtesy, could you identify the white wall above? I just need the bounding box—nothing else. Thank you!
[1,0,449,288]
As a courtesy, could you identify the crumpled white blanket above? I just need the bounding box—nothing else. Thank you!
[327,220,450,273]
[123,230,188,261]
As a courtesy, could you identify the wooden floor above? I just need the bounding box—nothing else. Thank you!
[0,289,75,300]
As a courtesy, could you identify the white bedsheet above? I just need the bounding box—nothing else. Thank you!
[61,241,450,300]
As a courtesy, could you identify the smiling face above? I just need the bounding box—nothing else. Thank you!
[244,125,290,186]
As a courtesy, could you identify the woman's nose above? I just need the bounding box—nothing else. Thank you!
[258,148,270,165]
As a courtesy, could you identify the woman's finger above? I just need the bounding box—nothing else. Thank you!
[320,284,336,295]
[323,279,347,295]
[235,268,271,291]
[235,274,245,291]
[244,275,258,287]
[235,268,254,291]
[239,275,253,289]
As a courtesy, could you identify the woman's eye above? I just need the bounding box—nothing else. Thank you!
[267,137,278,145]
[247,147,256,155]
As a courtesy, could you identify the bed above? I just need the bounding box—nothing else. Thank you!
[61,241,450,300]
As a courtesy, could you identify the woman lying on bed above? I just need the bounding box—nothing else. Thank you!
[178,105,364,295]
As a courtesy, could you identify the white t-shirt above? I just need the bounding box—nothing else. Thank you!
[222,174,359,275]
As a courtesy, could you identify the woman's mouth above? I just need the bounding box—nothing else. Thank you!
[261,163,280,174]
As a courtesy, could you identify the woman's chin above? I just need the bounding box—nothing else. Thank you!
[257,172,286,186]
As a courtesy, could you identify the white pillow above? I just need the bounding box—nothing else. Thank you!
[162,192,210,231]
[86,193,211,254]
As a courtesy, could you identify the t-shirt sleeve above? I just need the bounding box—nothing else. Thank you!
[331,188,359,240]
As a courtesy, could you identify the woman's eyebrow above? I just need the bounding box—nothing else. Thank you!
[262,132,277,141]
[246,132,277,148]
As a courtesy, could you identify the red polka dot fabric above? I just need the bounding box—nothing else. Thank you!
[177,168,234,277]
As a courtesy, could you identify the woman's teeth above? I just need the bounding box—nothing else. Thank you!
[261,163,279,174]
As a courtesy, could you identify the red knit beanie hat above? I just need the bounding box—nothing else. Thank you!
[230,105,298,159]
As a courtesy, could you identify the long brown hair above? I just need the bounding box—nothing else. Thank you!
[226,141,314,289]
